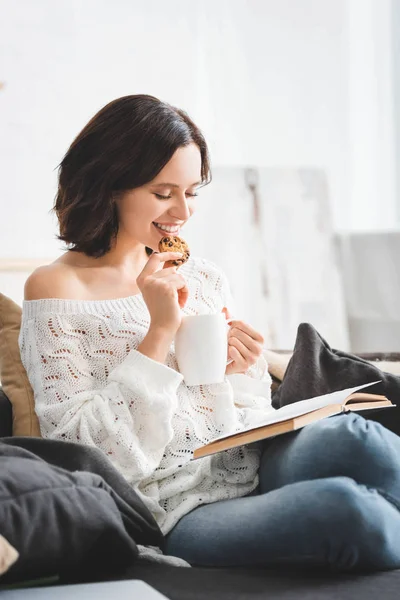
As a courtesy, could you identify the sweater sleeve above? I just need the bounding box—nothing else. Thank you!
[19,314,183,485]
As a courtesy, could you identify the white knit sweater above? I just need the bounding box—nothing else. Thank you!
[19,256,273,534]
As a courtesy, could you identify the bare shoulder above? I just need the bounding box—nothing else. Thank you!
[24,262,80,301]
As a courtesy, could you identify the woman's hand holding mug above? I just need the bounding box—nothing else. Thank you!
[222,307,264,376]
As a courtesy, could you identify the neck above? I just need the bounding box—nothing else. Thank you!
[100,234,150,270]
[68,232,151,274]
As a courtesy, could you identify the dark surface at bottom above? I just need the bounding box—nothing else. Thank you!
[101,563,400,600]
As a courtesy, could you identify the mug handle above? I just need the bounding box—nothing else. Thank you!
[225,318,234,365]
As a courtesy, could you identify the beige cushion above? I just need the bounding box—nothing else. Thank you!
[0,293,40,436]
[371,360,400,376]
[264,350,292,383]
[0,535,19,575]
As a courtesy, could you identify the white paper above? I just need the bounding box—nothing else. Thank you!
[215,380,382,441]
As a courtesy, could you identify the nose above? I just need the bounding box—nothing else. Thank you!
[170,193,192,221]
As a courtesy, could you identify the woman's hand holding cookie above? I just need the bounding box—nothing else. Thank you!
[136,251,189,335]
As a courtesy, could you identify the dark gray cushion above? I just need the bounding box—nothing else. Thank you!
[1,437,162,548]
[0,442,159,583]
[272,323,400,410]
[0,389,12,438]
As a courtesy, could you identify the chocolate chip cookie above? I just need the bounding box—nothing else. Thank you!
[158,235,190,267]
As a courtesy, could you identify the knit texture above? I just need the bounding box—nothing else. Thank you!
[19,256,273,533]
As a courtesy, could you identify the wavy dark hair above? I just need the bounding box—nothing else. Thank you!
[53,94,211,258]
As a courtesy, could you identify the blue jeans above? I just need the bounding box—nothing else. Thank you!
[165,414,400,571]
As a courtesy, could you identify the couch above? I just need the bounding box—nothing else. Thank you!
[2,381,400,599]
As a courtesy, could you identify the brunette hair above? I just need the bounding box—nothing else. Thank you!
[53,94,211,257]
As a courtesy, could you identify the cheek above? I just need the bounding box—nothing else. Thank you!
[118,192,157,224]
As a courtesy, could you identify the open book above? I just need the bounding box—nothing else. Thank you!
[193,381,395,460]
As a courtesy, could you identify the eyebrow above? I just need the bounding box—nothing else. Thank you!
[150,181,202,189]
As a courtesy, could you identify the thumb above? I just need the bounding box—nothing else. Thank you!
[222,306,232,321]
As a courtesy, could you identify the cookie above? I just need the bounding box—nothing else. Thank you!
[158,235,190,267]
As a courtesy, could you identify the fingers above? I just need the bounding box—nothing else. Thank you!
[163,260,183,270]
[159,272,189,306]
[228,320,264,344]
[152,266,183,278]
[138,253,188,306]
[177,285,189,309]
[228,327,263,356]
[152,268,188,297]
[226,346,247,374]
[139,251,184,279]
[147,272,187,293]
[228,336,259,363]
[222,306,232,320]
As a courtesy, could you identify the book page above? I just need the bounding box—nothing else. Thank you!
[214,380,382,441]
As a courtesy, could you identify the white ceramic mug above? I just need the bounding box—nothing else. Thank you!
[174,313,233,386]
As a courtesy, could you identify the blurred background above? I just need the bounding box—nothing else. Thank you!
[1,0,399,352]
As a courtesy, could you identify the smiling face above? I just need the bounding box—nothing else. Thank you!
[116,143,202,252]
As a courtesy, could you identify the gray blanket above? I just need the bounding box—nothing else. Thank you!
[271,323,400,435]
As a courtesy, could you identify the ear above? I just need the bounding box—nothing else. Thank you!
[222,306,232,320]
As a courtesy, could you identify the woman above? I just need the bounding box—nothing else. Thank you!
[20,94,400,571]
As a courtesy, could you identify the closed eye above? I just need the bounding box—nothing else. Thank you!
[154,193,199,200]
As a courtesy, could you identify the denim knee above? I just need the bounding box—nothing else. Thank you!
[312,413,398,472]
[319,477,400,571]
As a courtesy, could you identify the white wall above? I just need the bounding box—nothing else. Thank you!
[2,0,396,323]
[393,0,400,219]
[0,0,348,265]
[347,0,397,231]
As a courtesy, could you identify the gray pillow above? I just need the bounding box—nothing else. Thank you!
[0,442,148,583]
